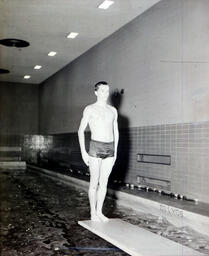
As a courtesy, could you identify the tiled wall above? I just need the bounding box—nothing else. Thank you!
[134,122,209,203]
[0,135,24,161]
[0,135,24,147]
[22,135,53,165]
[23,121,209,204]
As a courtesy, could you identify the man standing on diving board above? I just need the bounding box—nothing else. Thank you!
[78,81,119,222]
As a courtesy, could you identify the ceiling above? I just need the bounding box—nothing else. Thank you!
[0,0,161,84]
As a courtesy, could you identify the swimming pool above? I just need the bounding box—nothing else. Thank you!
[1,168,209,255]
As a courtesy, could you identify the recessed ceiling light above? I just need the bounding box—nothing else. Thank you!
[67,32,79,39]
[34,65,42,70]
[24,75,31,79]
[48,51,57,56]
[98,0,114,9]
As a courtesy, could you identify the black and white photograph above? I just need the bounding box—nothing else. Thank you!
[0,0,209,255]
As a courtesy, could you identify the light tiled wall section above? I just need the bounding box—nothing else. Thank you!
[132,121,209,203]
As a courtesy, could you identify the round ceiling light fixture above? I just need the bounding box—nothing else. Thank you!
[0,38,30,48]
[0,69,10,74]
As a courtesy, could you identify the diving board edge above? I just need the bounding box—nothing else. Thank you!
[78,219,142,256]
[78,218,205,256]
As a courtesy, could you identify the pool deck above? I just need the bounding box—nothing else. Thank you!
[27,164,209,237]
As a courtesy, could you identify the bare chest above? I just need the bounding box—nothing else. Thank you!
[90,107,114,123]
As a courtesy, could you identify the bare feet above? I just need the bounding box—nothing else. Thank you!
[91,213,100,222]
[97,212,109,222]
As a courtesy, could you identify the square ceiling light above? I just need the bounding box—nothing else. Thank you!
[67,32,79,39]
[24,75,31,79]
[98,0,114,9]
[34,65,42,70]
[48,51,57,56]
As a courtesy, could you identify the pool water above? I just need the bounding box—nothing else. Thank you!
[1,170,209,255]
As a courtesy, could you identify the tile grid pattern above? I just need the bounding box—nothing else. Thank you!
[2,121,208,203]
[37,121,209,203]
[134,122,209,203]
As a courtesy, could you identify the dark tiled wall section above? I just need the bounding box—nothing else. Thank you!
[25,121,209,204]
[0,135,24,147]
[0,135,24,160]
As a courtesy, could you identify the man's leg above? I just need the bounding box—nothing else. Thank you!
[96,157,114,222]
[88,156,102,221]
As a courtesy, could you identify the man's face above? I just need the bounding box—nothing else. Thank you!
[95,84,109,101]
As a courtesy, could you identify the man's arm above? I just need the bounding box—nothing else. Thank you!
[78,106,90,166]
[113,108,119,163]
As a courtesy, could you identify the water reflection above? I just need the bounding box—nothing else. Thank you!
[1,170,209,255]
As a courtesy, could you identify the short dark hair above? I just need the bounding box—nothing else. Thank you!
[94,81,108,91]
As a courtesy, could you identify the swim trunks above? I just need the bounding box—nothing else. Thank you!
[89,140,114,159]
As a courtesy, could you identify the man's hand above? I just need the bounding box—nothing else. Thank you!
[82,151,89,166]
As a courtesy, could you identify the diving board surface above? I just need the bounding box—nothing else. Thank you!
[78,218,204,256]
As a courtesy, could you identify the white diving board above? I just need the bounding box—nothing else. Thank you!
[78,218,205,256]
